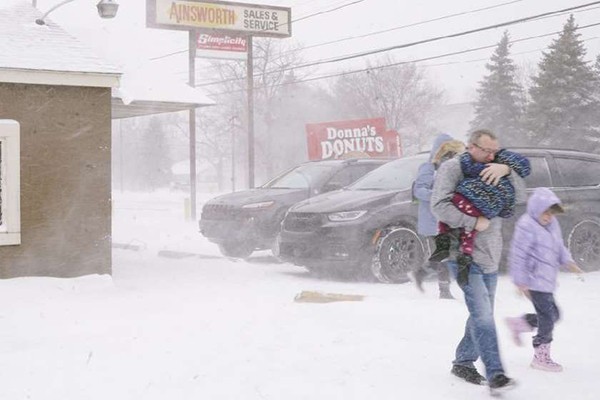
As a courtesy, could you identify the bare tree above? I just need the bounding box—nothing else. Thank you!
[199,38,337,186]
[330,54,445,154]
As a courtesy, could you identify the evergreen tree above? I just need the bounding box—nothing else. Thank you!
[526,15,599,149]
[590,54,600,150]
[470,31,525,145]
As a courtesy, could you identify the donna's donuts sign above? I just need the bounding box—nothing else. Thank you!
[306,117,401,160]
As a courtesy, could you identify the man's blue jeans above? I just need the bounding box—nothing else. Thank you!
[447,261,504,381]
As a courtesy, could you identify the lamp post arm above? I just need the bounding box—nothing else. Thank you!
[35,0,77,25]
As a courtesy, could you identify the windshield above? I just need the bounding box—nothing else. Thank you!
[348,154,427,191]
[261,163,338,189]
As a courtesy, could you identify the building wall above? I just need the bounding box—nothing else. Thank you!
[0,82,111,278]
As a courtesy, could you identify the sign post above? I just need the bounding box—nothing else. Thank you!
[146,0,291,214]
[246,35,255,188]
[188,30,197,219]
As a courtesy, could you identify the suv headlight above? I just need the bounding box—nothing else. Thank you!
[328,210,367,222]
[242,201,275,209]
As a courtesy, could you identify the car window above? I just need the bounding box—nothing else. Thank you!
[324,164,383,190]
[555,157,600,187]
[261,164,338,189]
[348,155,427,190]
[524,156,552,188]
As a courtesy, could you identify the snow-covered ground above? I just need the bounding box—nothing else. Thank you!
[0,190,597,400]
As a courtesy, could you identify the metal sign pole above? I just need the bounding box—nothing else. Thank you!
[189,30,197,219]
[230,115,236,191]
[146,0,292,192]
[246,35,255,188]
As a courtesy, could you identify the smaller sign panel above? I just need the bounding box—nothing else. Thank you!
[147,0,292,37]
[196,32,248,60]
[306,118,401,160]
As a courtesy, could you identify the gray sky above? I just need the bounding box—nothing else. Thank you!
[35,0,600,103]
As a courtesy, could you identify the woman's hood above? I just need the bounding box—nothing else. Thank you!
[429,133,454,161]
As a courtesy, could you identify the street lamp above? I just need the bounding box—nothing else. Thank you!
[96,0,119,18]
[35,0,119,25]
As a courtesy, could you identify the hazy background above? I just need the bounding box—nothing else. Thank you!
[36,0,600,102]
[31,0,600,191]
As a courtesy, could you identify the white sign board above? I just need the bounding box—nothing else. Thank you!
[147,0,292,37]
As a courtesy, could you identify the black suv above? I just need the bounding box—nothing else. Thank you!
[278,148,600,282]
[199,158,392,258]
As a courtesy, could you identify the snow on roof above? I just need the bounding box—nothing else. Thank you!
[0,1,214,117]
[112,68,215,119]
[0,0,121,87]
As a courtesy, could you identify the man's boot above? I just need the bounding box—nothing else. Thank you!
[411,267,430,292]
[438,281,454,299]
[456,253,472,286]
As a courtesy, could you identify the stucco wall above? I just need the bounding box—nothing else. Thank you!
[0,82,111,278]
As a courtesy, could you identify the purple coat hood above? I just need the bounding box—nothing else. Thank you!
[508,188,573,292]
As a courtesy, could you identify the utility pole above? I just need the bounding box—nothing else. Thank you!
[188,30,197,219]
[246,35,255,189]
[230,115,237,191]
[119,120,124,192]
[145,0,291,192]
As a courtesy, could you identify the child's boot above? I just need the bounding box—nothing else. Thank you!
[429,234,451,262]
[531,343,563,372]
[456,253,472,286]
[505,316,533,346]
[411,267,429,292]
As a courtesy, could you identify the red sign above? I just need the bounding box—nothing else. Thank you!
[197,32,248,52]
[306,118,400,160]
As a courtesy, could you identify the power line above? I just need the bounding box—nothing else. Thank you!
[205,21,600,97]
[148,0,366,61]
[283,1,600,74]
[283,0,524,55]
[424,34,600,69]
[195,1,600,88]
[292,0,366,23]
[284,4,600,70]
[260,0,368,32]
[149,0,523,62]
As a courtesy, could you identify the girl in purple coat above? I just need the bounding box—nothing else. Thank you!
[505,187,583,372]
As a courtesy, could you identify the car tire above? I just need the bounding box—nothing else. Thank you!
[371,226,426,283]
[567,219,600,272]
[218,241,255,259]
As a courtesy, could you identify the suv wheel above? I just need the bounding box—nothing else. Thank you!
[371,226,426,283]
[218,241,255,259]
[568,219,600,272]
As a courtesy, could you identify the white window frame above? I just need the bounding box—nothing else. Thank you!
[0,120,21,245]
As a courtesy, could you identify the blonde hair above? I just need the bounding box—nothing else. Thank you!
[433,140,466,164]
